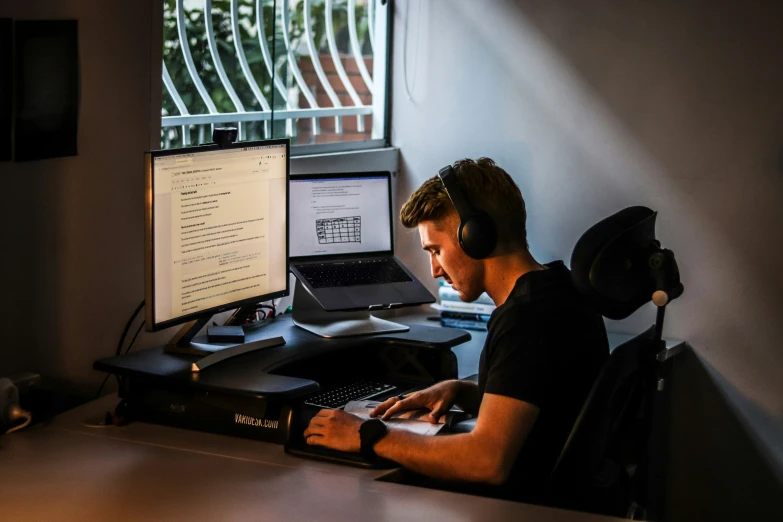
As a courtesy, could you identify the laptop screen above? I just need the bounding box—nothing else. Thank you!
[290,172,393,259]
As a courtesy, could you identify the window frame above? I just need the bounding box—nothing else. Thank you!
[154,0,394,155]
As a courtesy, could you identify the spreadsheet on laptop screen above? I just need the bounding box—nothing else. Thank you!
[290,175,392,258]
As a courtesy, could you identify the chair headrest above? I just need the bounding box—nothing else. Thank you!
[571,206,679,320]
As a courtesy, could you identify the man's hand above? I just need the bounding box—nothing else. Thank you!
[303,409,363,452]
[371,380,462,423]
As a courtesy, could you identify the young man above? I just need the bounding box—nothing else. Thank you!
[304,158,609,502]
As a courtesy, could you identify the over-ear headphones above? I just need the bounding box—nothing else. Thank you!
[438,165,498,259]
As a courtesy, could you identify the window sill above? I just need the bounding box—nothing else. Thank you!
[291,146,399,176]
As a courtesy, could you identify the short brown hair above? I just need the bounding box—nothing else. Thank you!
[400,158,528,250]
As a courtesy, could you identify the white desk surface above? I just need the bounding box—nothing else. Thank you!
[0,315,654,521]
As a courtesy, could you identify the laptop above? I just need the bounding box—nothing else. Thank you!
[289,172,435,312]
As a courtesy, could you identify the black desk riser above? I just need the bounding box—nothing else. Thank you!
[94,315,470,444]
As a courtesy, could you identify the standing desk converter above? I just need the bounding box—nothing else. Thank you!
[93,315,471,447]
[1,317,655,521]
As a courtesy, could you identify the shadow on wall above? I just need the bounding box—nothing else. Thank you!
[393,0,783,501]
[447,0,783,474]
[666,346,783,521]
[492,0,783,345]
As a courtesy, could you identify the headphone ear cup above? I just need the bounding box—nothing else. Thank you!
[459,212,498,259]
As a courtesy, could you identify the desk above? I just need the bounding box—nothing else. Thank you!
[0,314,649,521]
[0,396,625,521]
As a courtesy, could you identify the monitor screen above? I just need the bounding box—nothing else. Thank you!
[145,139,289,330]
[289,173,392,259]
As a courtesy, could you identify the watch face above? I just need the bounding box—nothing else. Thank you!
[360,419,388,451]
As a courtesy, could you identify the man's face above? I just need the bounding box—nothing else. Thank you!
[418,214,485,302]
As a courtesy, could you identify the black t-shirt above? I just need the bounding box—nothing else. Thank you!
[477,261,609,502]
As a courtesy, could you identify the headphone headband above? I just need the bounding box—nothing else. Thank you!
[438,166,475,220]
[437,164,498,259]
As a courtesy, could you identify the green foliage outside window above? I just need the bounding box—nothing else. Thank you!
[162,0,370,147]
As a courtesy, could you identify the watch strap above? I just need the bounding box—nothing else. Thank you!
[359,418,388,460]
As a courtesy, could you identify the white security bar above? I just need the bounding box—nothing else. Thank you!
[231,0,271,137]
[163,0,384,147]
[163,105,373,127]
[348,0,373,95]
[304,0,342,133]
[326,0,365,132]
[204,0,246,140]
[162,60,191,145]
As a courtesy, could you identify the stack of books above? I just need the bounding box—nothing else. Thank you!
[432,281,496,331]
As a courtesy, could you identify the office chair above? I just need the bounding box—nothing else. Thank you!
[548,206,684,519]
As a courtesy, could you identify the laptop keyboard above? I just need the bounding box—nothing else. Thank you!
[295,259,412,288]
[304,381,398,409]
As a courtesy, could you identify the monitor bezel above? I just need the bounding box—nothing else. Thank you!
[288,171,395,262]
[144,138,290,333]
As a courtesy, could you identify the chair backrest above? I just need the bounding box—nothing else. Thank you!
[550,206,684,519]
[548,327,663,517]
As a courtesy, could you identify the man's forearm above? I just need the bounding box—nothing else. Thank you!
[453,380,480,416]
[373,428,501,484]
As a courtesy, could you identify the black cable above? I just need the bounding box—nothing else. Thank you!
[257,304,276,318]
[96,319,145,399]
[123,320,146,355]
[115,300,145,356]
[227,302,277,325]
[95,373,112,400]
[96,300,145,399]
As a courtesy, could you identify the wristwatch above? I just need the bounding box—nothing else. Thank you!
[359,418,388,460]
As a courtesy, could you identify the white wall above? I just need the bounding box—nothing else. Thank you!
[391,0,783,473]
[0,1,167,394]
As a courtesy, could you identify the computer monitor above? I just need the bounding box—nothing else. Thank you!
[144,138,289,355]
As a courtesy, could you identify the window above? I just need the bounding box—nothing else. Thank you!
[161,0,390,152]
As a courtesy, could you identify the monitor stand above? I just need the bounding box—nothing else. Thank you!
[291,279,409,338]
[164,306,285,358]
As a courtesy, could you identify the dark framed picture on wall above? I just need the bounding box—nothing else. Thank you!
[13,20,79,161]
